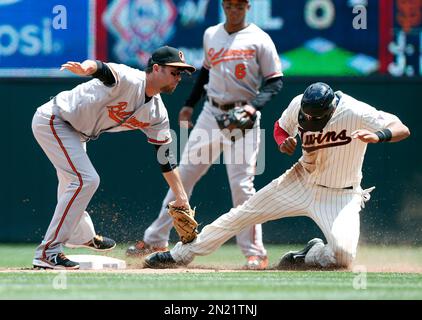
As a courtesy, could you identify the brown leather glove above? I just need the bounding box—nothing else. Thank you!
[167,204,198,244]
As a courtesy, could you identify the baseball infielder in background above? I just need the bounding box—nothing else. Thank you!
[144,82,410,270]
[127,0,283,269]
[32,46,196,269]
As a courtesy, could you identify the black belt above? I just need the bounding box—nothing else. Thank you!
[209,98,247,111]
[318,184,353,190]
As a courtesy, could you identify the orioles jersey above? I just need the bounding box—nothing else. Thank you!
[38,63,171,144]
[203,23,282,104]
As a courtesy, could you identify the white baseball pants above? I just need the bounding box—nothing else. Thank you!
[32,110,97,260]
[171,162,370,268]
[143,102,267,257]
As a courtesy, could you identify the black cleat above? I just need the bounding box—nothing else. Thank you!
[143,251,181,269]
[277,238,324,270]
[86,235,116,251]
[66,235,116,252]
[33,253,80,270]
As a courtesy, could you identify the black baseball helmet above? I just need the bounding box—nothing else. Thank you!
[298,82,336,132]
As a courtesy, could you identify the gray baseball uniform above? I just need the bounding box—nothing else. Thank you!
[143,23,282,258]
[32,63,171,260]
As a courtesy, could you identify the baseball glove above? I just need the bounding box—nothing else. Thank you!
[167,203,198,244]
[215,106,257,132]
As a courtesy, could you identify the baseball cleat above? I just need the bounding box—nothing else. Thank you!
[143,251,180,269]
[243,256,269,270]
[33,253,80,270]
[66,234,116,252]
[277,238,324,270]
[126,240,168,257]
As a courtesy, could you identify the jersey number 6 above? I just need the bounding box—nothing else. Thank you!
[235,63,247,79]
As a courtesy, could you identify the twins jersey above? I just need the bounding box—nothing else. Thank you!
[38,63,171,144]
[203,23,282,104]
[279,92,399,188]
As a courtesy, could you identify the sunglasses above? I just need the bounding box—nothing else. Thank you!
[170,70,182,77]
[160,65,184,77]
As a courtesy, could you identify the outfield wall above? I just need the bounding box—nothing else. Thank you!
[0,77,420,244]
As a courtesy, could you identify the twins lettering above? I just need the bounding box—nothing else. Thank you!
[299,128,352,152]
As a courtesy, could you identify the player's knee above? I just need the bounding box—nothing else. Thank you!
[82,172,100,192]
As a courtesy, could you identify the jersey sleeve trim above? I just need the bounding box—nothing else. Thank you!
[148,137,172,145]
[264,72,284,80]
[274,121,289,145]
[105,63,120,86]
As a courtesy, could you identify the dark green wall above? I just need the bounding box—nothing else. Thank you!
[1,77,420,244]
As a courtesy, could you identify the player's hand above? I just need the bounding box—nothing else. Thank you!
[179,106,194,129]
[242,104,257,117]
[351,129,379,143]
[279,137,297,155]
[170,199,191,211]
[234,104,256,122]
[60,60,97,76]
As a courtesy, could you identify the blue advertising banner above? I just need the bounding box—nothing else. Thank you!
[0,0,96,77]
[103,0,421,77]
[2,0,421,77]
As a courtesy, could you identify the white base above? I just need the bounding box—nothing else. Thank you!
[67,255,126,270]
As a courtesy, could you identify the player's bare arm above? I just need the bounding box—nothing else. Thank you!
[351,121,410,143]
[179,106,194,128]
[162,169,190,209]
[179,67,210,129]
[279,137,297,156]
[60,60,98,76]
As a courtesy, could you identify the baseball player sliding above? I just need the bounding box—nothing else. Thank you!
[127,0,283,270]
[32,46,196,270]
[143,82,410,270]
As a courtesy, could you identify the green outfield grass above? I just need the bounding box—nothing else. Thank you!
[1,244,422,300]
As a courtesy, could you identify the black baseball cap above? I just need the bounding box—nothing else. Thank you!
[148,46,196,74]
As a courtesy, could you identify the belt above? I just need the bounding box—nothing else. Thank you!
[318,184,353,190]
[63,120,94,142]
[209,98,247,111]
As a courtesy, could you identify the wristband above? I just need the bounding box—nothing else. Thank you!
[374,128,392,142]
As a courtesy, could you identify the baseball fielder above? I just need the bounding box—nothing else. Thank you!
[32,46,196,270]
[144,82,410,270]
[127,0,283,269]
